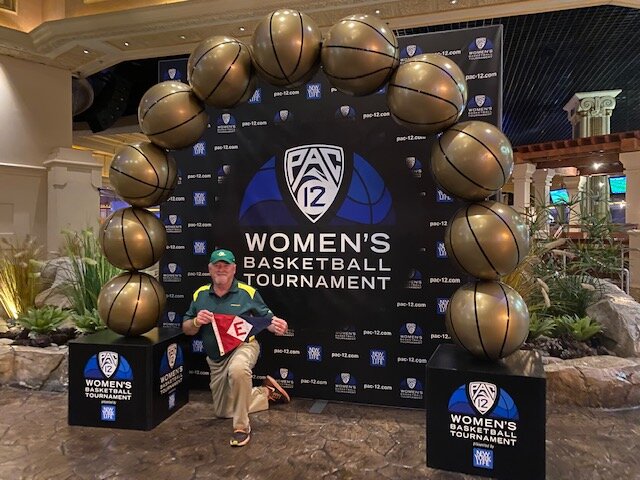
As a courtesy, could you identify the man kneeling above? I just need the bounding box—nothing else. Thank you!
[183,248,290,447]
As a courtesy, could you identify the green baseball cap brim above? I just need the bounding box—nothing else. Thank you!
[210,249,235,264]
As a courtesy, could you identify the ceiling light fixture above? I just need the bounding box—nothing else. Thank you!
[123,42,130,47]
[83,49,90,54]
[593,162,602,170]
[450,0,458,4]
[179,35,186,40]
[375,9,381,14]
[239,26,245,31]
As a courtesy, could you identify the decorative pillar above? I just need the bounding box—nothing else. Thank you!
[43,148,103,254]
[511,163,536,215]
[563,90,622,138]
[620,151,640,292]
[532,168,555,208]
[563,175,585,231]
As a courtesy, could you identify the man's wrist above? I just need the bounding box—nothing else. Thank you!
[193,317,200,328]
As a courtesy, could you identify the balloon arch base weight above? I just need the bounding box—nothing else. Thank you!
[68,328,189,431]
[425,344,546,480]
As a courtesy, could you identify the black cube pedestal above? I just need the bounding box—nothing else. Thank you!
[69,328,189,430]
[426,344,545,480]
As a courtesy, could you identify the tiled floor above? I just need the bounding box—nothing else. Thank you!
[0,386,638,479]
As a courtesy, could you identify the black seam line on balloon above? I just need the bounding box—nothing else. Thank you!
[343,19,397,50]
[474,282,491,360]
[120,209,136,270]
[231,75,253,107]
[127,275,142,336]
[131,208,154,268]
[476,202,521,262]
[161,153,172,192]
[324,66,394,81]
[141,90,189,121]
[351,165,374,223]
[108,166,174,191]
[130,144,160,187]
[147,107,206,136]
[106,272,133,328]
[269,11,292,84]
[204,44,241,101]
[497,282,511,358]
[392,109,459,127]
[447,218,467,277]
[448,292,474,357]
[449,128,507,183]
[465,203,501,277]
[405,59,466,105]
[324,44,398,60]
[190,40,239,79]
[293,11,305,78]
[387,82,462,112]
[437,135,493,193]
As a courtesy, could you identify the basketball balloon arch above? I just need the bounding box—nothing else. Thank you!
[98,10,530,361]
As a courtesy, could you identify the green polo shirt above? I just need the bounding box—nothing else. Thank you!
[184,279,273,361]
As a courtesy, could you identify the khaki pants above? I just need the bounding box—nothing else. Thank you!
[205,340,269,432]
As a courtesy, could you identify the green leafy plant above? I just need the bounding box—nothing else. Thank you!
[60,228,121,314]
[72,308,106,333]
[17,306,68,334]
[0,236,43,320]
[527,313,556,341]
[553,314,603,342]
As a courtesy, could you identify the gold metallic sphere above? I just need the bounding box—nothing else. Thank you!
[445,280,530,360]
[98,272,166,337]
[321,14,399,96]
[138,81,208,150]
[387,53,467,134]
[431,121,514,201]
[445,201,530,280]
[100,207,167,271]
[251,9,322,87]
[188,36,256,108]
[109,142,177,207]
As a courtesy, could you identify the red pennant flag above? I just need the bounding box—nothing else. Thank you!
[210,314,272,357]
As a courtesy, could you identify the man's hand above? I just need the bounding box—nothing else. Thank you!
[267,316,288,336]
[196,310,213,325]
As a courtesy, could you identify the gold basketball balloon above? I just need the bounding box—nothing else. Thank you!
[251,9,321,87]
[99,207,167,270]
[445,201,530,280]
[387,53,467,134]
[109,142,177,208]
[445,281,530,360]
[138,81,208,150]
[322,14,400,96]
[188,36,256,108]
[431,121,514,201]
[98,272,166,336]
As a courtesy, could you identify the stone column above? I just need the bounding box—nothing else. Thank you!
[620,151,640,292]
[511,163,536,215]
[563,175,585,231]
[532,168,556,209]
[563,90,622,138]
[43,148,103,255]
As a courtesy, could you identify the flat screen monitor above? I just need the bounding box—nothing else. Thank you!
[608,175,626,195]
[550,188,569,204]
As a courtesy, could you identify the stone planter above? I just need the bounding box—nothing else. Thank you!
[544,355,640,408]
[0,344,68,391]
[1,343,639,408]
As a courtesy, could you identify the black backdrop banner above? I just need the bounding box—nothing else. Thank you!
[159,25,503,407]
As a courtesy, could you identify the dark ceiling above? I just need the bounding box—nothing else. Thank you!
[77,5,640,148]
[398,4,640,146]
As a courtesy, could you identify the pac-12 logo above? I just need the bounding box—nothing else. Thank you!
[449,382,519,419]
[284,144,344,223]
[84,351,133,380]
